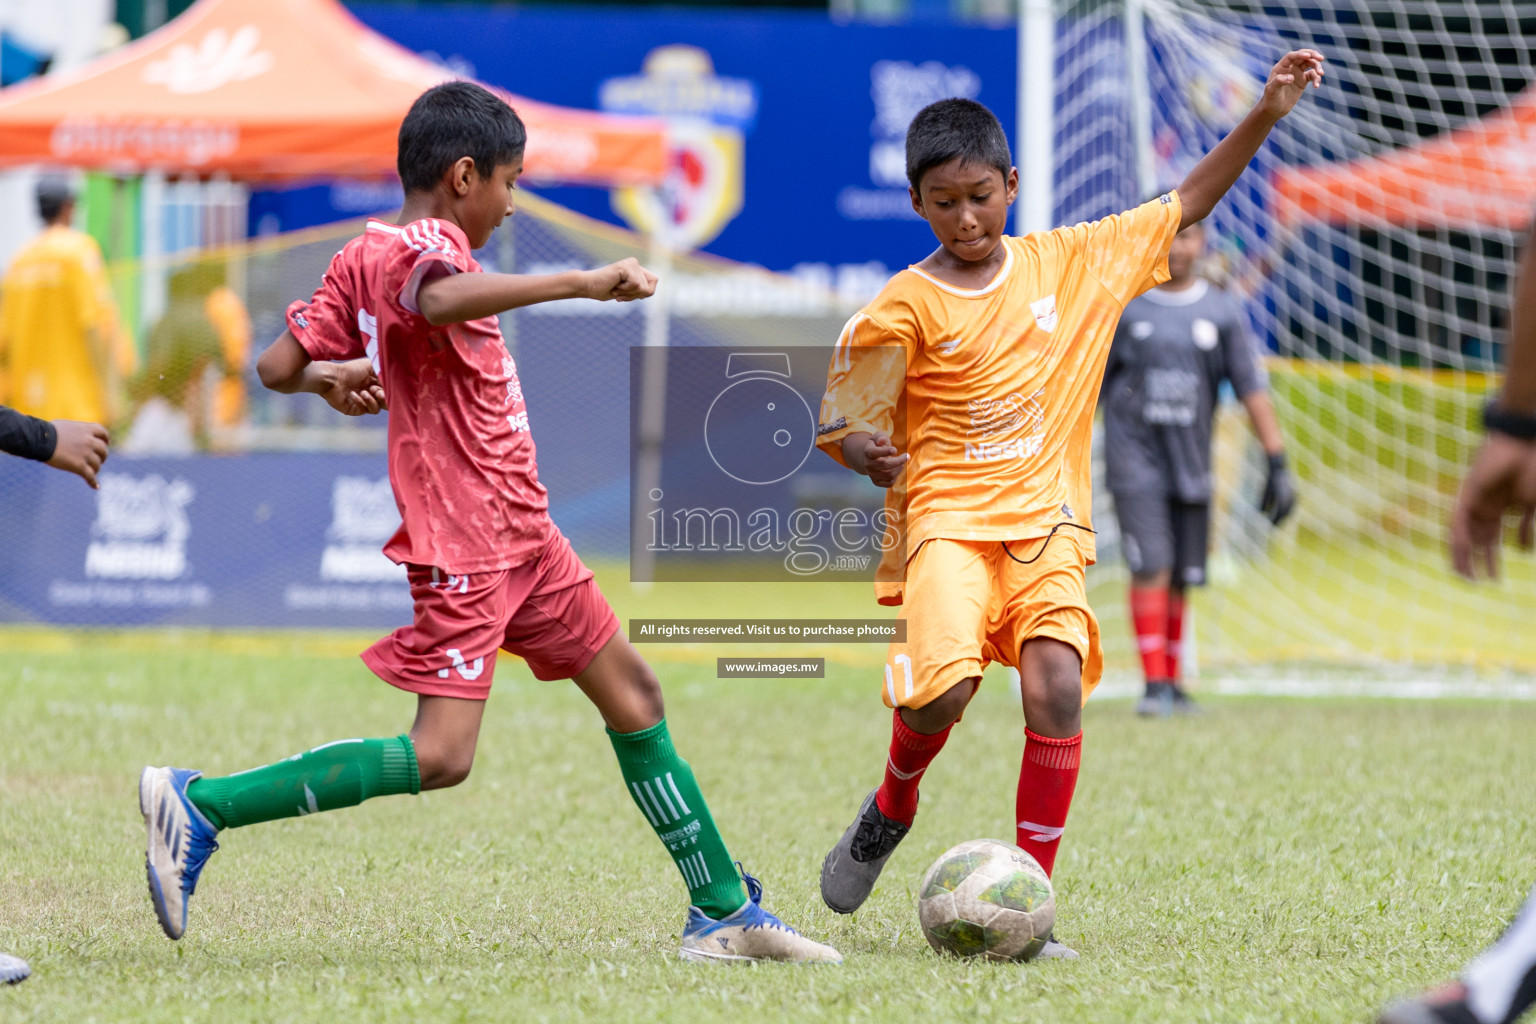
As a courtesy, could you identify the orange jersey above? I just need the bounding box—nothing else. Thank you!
[817,193,1183,592]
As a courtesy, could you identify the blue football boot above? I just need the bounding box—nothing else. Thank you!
[679,869,841,963]
[0,952,30,985]
[139,766,220,940]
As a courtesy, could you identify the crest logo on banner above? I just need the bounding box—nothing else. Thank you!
[85,473,195,580]
[320,476,405,583]
[599,45,758,251]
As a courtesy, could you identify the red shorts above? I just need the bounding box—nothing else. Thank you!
[361,529,620,701]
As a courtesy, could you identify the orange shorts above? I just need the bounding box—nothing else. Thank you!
[880,532,1102,710]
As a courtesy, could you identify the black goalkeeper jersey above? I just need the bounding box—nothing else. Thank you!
[0,405,56,463]
[1101,279,1267,502]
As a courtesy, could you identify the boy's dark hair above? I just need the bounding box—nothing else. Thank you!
[905,98,1012,192]
[36,176,74,223]
[397,81,527,194]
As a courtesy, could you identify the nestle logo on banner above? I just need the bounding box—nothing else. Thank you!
[321,477,405,582]
[838,59,980,223]
[85,474,194,580]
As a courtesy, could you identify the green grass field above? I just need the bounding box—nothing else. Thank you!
[3,633,1535,1023]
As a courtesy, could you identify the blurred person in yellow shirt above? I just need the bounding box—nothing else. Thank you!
[130,258,251,450]
[0,176,136,426]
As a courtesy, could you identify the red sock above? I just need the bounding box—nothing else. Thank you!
[1129,585,1170,682]
[1166,590,1186,681]
[1015,729,1082,877]
[875,709,951,826]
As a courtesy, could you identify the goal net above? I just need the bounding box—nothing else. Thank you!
[1057,0,1536,673]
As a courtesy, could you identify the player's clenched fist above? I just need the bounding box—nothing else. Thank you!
[843,430,909,488]
[582,257,658,302]
[47,419,109,489]
[321,357,387,417]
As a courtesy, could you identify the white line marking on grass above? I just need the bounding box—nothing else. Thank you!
[1091,678,1536,701]
[1212,678,1536,700]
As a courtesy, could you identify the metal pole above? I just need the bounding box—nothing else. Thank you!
[1017,0,1055,235]
[141,169,166,334]
[1126,0,1157,198]
[630,230,672,585]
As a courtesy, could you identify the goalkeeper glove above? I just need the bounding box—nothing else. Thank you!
[1260,452,1296,525]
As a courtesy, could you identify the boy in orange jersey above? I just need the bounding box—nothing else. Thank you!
[815,51,1325,956]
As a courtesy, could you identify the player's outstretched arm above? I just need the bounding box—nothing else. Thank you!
[1450,235,1536,579]
[1175,49,1324,230]
[256,330,385,417]
[0,406,108,488]
[840,430,908,488]
[416,257,658,326]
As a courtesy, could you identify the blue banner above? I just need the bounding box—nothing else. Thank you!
[0,454,411,629]
[260,7,1015,278]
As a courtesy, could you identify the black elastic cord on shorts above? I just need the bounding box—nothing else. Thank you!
[1001,522,1097,565]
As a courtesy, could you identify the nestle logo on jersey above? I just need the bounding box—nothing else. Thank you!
[964,436,1044,462]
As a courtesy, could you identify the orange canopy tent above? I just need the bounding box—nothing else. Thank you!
[0,0,668,187]
[1274,89,1536,231]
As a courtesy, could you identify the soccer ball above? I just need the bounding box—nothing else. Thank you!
[916,838,1055,961]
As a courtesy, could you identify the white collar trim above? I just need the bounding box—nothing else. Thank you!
[905,241,1014,298]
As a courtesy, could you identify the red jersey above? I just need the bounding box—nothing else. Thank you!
[287,217,551,574]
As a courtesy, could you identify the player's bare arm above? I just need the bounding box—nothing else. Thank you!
[1239,390,1286,458]
[47,419,109,489]
[840,430,909,488]
[256,330,386,417]
[415,257,658,326]
[1450,234,1536,579]
[1175,49,1324,229]
[1238,390,1295,525]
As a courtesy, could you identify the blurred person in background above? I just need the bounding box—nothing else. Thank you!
[0,176,135,428]
[1100,219,1295,717]
[127,258,251,451]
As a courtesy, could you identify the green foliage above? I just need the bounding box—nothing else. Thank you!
[2,644,1534,1023]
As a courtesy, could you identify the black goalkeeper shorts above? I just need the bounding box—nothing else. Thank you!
[1111,493,1210,586]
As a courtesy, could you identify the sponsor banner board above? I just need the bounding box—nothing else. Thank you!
[0,453,410,628]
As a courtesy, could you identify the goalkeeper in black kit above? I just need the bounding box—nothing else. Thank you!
[1100,220,1295,716]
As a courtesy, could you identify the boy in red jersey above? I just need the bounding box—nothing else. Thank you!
[815,53,1324,958]
[139,82,839,964]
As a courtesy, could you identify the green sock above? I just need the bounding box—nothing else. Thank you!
[186,735,420,831]
[608,720,749,919]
